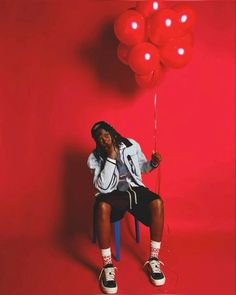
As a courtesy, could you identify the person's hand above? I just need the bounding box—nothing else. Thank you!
[151,151,162,168]
[105,143,117,159]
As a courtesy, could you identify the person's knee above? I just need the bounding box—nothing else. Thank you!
[97,202,111,220]
[150,198,164,212]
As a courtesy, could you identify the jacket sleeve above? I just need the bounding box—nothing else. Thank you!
[87,153,118,193]
[132,140,153,173]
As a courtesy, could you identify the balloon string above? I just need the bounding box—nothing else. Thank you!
[156,166,161,195]
[153,88,161,195]
[154,91,179,293]
[154,91,157,152]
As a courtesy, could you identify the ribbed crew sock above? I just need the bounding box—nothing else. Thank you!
[150,240,161,260]
[101,248,112,266]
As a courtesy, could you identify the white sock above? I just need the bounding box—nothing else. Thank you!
[101,248,112,266]
[150,240,161,259]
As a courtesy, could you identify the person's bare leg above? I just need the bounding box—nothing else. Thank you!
[149,198,164,242]
[96,202,117,293]
[145,198,165,286]
[96,201,112,249]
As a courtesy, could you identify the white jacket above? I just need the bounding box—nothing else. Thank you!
[87,138,153,194]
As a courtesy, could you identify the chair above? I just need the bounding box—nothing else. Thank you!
[92,213,140,261]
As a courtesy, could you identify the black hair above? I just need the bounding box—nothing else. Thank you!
[91,121,130,162]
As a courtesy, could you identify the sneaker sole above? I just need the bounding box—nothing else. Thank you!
[101,282,118,294]
[150,276,166,286]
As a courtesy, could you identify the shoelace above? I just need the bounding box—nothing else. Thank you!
[143,259,164,274]
[99,266,117,282]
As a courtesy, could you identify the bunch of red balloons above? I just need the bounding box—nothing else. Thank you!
[114,0,195,88]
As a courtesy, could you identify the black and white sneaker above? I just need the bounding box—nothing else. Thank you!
[144,257,165,286]
[98,264,118,294]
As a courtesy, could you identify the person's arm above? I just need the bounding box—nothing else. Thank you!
[87,151,118,193]
[134,140,161,173]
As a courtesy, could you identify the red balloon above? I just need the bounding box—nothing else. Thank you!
[159,34,193,68]
[117,43,131,65]
[135,64,163,88]
[136,0,164,18]
[128,42,160,75]
[148,8,180,46]
[114,10,146,46]
[174,4,196,30]
[180,31,194,47]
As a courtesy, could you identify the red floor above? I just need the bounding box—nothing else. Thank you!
[0,219,234,295]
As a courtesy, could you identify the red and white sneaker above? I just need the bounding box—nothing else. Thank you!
[144,257,166,286]
[98,264,118,294]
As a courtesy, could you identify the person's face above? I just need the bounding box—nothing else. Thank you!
[95,128,112,148]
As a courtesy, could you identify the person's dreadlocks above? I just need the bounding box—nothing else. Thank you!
[91,121,127,162]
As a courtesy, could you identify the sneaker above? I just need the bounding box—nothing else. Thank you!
[98,264,118,294]
[144,257,165,286]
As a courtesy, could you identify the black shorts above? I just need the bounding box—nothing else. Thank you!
[94,186,161,226]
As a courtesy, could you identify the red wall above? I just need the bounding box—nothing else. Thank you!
[0,1,235,239]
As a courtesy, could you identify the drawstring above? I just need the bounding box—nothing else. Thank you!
[127,190,133,209]
[127,185,138,210]
[129,185,137,205]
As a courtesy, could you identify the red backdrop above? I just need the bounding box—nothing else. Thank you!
[0,1,235,295]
